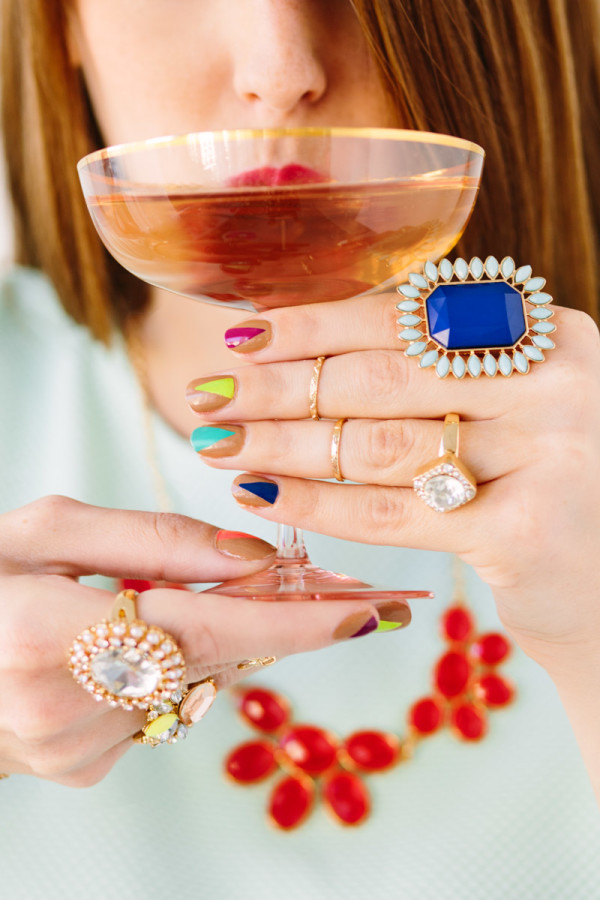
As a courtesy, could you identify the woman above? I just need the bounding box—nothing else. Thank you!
[1,1,599,898]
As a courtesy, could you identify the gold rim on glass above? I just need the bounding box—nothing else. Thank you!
[77,127,484,170]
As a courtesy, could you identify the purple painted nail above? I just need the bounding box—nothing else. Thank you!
[333,612,379,641]
[349,615,378,638]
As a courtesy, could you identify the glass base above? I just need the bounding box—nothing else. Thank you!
[205,555,433,602]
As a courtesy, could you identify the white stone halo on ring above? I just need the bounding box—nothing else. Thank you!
[412,413,477,513]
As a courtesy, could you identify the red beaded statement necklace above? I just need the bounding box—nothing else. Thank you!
[120,576,515,831]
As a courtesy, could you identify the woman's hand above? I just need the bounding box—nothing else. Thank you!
[0,496,402,785]
[186,292,600,674]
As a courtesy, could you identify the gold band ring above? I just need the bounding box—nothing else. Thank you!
[68,589,187,711]
[237,656,277,670]
[309,356,326,420]
[331,418,348,482]
[413,413,477,512]
[0,774,9,781]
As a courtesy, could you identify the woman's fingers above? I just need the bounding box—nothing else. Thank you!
[0,496,276,579]
[189,304,573,423]
[230,473,489,554]
[0,737,134,786]
[223,293,400,359]
[186,348,527,424]
[192,416,524,485]
[138,588,406,670]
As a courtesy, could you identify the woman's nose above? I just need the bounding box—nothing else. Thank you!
[232,2,328,114]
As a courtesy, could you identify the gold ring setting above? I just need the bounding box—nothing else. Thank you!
[309,356,326,419]
[331,418,347,482]
[237,656,277,671]
[413,414,477,512]
[397,256,555,378]
[68,589,186,711]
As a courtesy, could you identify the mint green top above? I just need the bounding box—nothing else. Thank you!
[1,268,599,900]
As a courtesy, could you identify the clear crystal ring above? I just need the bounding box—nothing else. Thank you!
[396,256,555,378]
[413,414,477,513]
[68,589,187,711]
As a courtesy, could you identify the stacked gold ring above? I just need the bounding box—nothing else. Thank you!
[331,418,347,482]
[309,356,326,419]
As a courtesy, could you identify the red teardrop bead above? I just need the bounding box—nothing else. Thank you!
[451,703,487,741]
[239,688,290,732]
[473,673,515,707]
[279,726,338,775]
[225,740,277,783]
[323,771,370,826]
[344,731,400,771]
[434,651,471,698]
[441,606,474,642]
[269,776,314,830]
[408,697,444,735]
[471,633,511,666]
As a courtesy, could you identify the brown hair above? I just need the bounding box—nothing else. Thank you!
[2,0,598,343]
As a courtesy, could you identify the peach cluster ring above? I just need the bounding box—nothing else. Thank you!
[134,678,218,748]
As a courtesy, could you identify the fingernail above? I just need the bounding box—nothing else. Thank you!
[374,601,412,632]
[225,320,272,353]
[232,474,279,507]
[191,424,245,457]
[215,529,277,560]
[333,612,379,641]
[186,376,236,412]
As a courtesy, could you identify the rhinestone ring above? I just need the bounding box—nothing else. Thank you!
[397,256,555,378]
[413,414,477,512]
[68,589,187,711]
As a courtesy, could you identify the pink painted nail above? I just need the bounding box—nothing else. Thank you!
[225,320,272,353]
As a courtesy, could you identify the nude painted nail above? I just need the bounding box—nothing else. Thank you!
[232,474,279,507]
[333,612,379,641]
[191,424,245,457]
[374,601,412,632]
[225,320,272,353]
[215,529,277,560]
[186,376,235,412]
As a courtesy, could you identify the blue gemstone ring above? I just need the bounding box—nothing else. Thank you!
[396,256,555,378]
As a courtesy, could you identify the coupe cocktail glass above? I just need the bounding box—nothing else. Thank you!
[78,127,484,600]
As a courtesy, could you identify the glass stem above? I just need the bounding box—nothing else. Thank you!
[276,524,309,562]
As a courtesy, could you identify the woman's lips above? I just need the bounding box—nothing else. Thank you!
[228,163,328,187]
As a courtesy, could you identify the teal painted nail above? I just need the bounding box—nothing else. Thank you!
[191,425,238,452]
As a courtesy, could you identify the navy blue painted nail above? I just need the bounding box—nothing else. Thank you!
[233,475,279,507]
